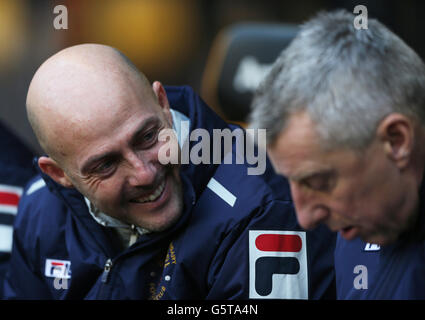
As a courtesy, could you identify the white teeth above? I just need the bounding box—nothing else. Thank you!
[132,180,165,204]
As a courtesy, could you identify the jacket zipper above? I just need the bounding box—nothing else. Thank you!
[97,258,113,299]
[101,224,139,284]
[97,231,164,298]
[101,258,113,283]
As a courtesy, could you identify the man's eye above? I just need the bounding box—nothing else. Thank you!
[136,128,159,148]
[94,161,115,174]
[302,174,335,192]
[143,130,156,142]
[305,179,329,191]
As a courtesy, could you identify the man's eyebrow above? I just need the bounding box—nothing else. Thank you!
[290,168,334,182]
[129,116,161,145]
[80,151,119,175]
[80,115,161,174]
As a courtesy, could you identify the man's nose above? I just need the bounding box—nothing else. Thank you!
[290,181,330,230]
[126,152,158,187]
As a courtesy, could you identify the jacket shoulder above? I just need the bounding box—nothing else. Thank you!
[15,175,69,238]
[213,155,292,210]
[193,158,295,235]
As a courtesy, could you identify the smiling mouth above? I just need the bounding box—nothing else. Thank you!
[130,180,166,204]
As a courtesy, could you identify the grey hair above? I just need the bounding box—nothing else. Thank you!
[249,10,425,150]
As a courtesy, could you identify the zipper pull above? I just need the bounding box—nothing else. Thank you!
[101,259,113,283]
[129,224,139,247]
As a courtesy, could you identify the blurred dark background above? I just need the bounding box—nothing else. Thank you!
[0,0,424,154]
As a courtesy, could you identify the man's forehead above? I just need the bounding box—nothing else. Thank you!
[32,70,158,157]
[267,111,332,177]
[270,112,320,154]
[269,146,331,181]
[27,44,156,152]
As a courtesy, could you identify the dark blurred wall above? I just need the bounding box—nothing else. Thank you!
[329,0,425,60]
[0,0,423,154]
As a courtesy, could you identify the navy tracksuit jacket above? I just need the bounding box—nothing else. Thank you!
[3,86,336,299]
[335,169,425,299]
[0,122,35,297]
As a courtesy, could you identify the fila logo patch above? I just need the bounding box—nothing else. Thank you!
[364,243,380,251]
[45,259,72,279]
[249,230,308,299]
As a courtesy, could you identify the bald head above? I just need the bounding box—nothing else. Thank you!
[27,44,154,162]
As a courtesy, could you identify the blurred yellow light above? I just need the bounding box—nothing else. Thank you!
[82,0,201,78]
[0,0,28,71]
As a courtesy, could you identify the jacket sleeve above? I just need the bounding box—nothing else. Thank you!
[2,191,52,299]
[205,199,336,300]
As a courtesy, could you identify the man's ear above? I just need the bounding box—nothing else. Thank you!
[38,156,74,188]
[152,81,173,126]
[377,113,414,169]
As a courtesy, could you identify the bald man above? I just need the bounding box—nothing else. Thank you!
[3,44,335,299]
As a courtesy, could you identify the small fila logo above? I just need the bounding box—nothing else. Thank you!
[0,184,23,215]
[249,230,308,299]
[364,243,380,251]
[45,259,71,279]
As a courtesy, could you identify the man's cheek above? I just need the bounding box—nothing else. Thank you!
[89,185,121,210]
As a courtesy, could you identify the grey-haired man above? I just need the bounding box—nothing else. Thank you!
[250,10,425,299]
